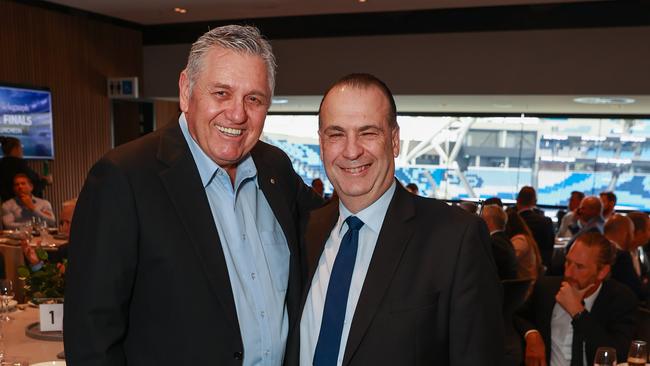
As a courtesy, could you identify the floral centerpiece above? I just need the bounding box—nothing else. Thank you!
[17,247,66,302]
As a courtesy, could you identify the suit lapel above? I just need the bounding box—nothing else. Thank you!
[342,184,416,366]
[156,124,240,337]
[302,199,340,304]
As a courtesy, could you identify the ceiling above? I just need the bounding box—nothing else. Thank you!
[39,0,649,115]
[43,0,599,25]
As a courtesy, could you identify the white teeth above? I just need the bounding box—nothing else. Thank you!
[217,125,242,136]
[345,166,366,174]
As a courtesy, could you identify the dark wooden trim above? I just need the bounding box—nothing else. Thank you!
[10,0,142,30]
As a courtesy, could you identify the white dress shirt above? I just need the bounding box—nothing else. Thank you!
[300,182,396,366]
[550,283,602,366]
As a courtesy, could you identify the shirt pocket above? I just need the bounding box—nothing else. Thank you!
[260,230,290,292]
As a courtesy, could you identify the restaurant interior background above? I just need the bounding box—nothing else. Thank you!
[2,0,650,217]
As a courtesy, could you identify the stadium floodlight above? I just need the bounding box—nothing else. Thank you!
[573,97,635,105]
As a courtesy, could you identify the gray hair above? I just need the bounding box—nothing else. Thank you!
[185,25,277,95]
[481,204,507,230]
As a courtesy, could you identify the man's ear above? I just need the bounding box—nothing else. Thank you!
[179,70,190,113]
[597,264,611,282]
[392,126,400,158]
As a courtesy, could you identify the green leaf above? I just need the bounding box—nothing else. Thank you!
[17,266,31,278]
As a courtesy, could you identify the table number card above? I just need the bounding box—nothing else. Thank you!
[39,303,63,331]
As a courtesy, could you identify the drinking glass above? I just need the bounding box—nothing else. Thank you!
[0,280,14,322]
[593,347,617,366]
[628,340,648,366]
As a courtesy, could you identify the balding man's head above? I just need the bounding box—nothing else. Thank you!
[604,214,634,250]
[577,196,602,224]
[480,204,507,233]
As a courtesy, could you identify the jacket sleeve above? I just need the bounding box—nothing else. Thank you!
[449,217,504,365]
[63,157,138,366]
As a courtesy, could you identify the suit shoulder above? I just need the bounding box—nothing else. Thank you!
[102,126,166,169]
[604,279,638,304]
[253,140,293,167]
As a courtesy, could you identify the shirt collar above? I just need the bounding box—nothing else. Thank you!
[178,113,257,189]
[337,181,397,235]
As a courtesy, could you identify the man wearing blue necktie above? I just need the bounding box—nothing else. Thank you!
[293,73,504,366]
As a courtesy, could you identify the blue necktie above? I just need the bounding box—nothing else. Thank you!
[313,216,364,366]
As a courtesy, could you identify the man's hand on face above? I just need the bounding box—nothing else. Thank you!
[555,281,594,317]
[18,193,35,211]
[524,331,547,366]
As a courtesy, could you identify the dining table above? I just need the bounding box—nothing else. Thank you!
[1,305,64,364]
[0,230,68,303]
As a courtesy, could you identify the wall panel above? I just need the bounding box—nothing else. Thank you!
[0,1,142,217]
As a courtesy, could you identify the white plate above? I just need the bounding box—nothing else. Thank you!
[31,362,66,366]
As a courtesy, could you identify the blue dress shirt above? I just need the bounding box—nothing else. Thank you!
[180,114,289,366]
[300,181,396,366]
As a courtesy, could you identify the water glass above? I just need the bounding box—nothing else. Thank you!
[0,280,14,322]
[593,346,617,366]
[628,340,648,366]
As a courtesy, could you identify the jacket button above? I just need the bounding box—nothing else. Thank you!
[233,351,243,360]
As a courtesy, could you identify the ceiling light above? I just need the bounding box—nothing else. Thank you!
[573,97,635,105]
[174,7,187,14]
[272,98,289,104]
[358,0,367,3]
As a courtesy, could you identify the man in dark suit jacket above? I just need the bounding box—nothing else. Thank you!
[516,232,638,366]
[64,25,322,365]
[481,204,518,280]
[293,74,503,366]
[517,186,555,271]
[606,214,648,301]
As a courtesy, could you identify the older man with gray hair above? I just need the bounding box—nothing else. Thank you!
[64,25,322,365]
[481,204,518,280]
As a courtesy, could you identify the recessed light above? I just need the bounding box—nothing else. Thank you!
[272,98,289,104]
[573,97,635,105]
[174,7,187,14]
[358,0,367,3]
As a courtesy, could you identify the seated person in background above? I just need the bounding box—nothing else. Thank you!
[569,196,605,244]
[311,178,325,198]
[516,232,638,366]
[505,207,543,281]
[517,186,555,272]
[606,214,648,302]
[59,198,77,236]
[481,204,518,280]
[626,212,650,299]
[405,182,419,195]
[557,191,584,239]
[2,174,55,229]
[599,191,617,221]
[483,196,503,207]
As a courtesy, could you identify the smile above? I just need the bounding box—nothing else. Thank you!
[217,125,243,137]
[342,165,369,174]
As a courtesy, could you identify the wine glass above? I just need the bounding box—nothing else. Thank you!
[594,347,617,366]
[0,280,14,322]
[628,340,648,366]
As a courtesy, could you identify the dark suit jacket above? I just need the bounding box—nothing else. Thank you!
[491,230,519,280]
[63,122,322,365]
[519,209,555,270]
[292,183,504,365]
[516,276,638,364]
[612,249,649,302]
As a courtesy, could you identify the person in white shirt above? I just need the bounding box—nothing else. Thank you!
[1,173,55,229]
[516,232,637,366]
